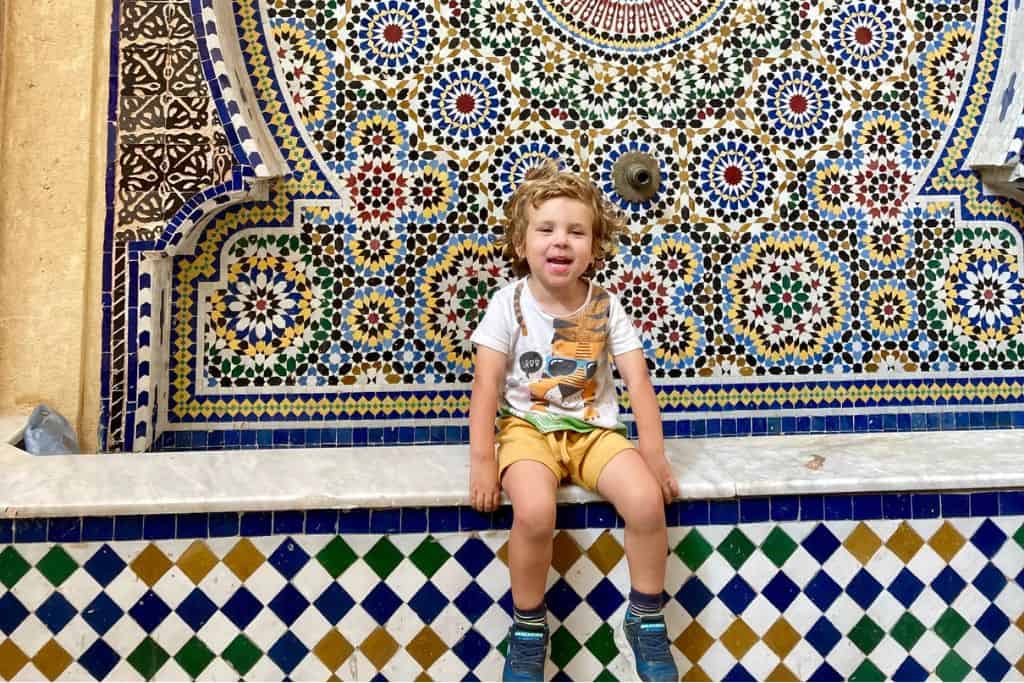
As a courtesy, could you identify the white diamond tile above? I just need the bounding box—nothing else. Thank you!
[336,560,378,602]
[149,611,193,653]
[196,611,238,654]
[243,562,288,605]
[242,607,288,652]
[291,558,333,602]
[196,563,242,607]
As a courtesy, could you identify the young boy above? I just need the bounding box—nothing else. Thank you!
[468,163,680,682]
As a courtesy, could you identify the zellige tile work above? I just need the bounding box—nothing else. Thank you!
[100,0,1024,449]
[0,496,1022,680]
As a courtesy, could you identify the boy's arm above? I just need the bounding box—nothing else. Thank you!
[614,348,680,503]
[468,345,506,512]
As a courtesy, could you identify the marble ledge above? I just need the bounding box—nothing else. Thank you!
[1,428,1024,518]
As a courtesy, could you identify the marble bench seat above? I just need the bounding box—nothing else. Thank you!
[3,413,1023,518]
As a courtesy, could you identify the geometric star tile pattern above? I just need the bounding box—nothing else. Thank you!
[2,515,1022,680]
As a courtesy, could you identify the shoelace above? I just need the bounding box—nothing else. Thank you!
[509,631,546,671]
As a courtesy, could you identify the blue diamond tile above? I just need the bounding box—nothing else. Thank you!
[454,538,495,577]
[176,589,217,632]
[222,587,263,630]
[723,663,756,681]
[82,592,123,635]
[805,571,842,611]
[409,582,449,624]
[546,579,582,621]
[763,572,800,612]
[846,569,884,610]
[718,575,756,615]
[971,519,1007,558]
[268,631,308,674]
[362,582,402,624]
[84,544,126,586]
[805,617,841,656]
[452,628,490,670]
[268,584,310,626]
[802,524,841,564]
[586,578,625,620]
[129,590,171,632]
[931,566,967,604]
[454,582,493,623]
[972,563,1007,601]
[0,592,29,635]
[888,569,925,608]
[36,593,77,634]
[314,583,355,625]
[677,576,714,616]
[975,605,1010,643]
[892,656,928,681]
[975,649,1011,680]
[268,538,310,580]
[80,639,120,680]
[808,662,843,681]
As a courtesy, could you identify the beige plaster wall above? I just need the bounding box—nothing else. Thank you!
[0,0,110,452]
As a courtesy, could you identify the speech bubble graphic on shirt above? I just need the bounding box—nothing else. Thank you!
[519,351,543,374]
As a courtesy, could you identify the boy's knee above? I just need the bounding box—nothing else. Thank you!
[618,480,665,532]
[512,496,557,537]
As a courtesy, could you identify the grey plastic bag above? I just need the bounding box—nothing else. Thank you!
[23,405,79,455]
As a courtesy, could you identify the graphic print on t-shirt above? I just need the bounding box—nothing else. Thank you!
[514,283,610,420]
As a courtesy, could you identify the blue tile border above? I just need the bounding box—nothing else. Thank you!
[4,489,1021,543]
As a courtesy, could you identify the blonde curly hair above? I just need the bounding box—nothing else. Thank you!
[502,161,626,277]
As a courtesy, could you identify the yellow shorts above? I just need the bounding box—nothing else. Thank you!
[497,416,635,491]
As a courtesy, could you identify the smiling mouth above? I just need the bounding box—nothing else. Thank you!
[547,256,572,265]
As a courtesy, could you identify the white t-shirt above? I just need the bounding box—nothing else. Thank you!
[470,278,643,433]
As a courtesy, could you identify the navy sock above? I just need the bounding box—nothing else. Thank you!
[628,589,662,618]
[513,603,546,627]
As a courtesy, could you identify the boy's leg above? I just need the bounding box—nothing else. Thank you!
[595,449,667,594]
[502,460,559,610]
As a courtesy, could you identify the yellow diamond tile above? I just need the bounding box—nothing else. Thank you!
[844,522,882,565]
[720,619,758,659]
[496,540,509,567]
[928,521,966,563]
[224,538,266,582]
[0,640,28,680]
[766,664,799,681]
[675,622,714,664]
[587,531,625,575]
[314,630,354,673]
[682,665,711,681]
[361,627,399,671]
[406,627,447,670]
[762,618,801,658]
[551,531,583,575]
[886,521,924,563]
[177,541,219,584]
[131,544,173,587]
[415,673,433,682]
[31,640,71,681]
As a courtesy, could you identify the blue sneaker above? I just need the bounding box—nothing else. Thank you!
[502,622,548,681]
[622,612,678,682]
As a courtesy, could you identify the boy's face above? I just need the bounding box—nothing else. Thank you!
[518,196,595,291]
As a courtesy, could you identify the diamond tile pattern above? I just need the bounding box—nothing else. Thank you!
[0,516,1020,680]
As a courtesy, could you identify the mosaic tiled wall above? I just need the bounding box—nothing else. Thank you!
[101,0,1024,450]
[0,493,1022,680]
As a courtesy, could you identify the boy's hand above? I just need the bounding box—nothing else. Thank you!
[470,456,501,512]
[645,453,680,503]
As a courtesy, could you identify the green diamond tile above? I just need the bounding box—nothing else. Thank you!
[889,612,926,651]
[849,658,886,682]
[364,537,403,579]
[761,527,797,568]
[36,547,78,587]
[175,637,215,679]
[674,529,713,571]
[1013,522,1023,550]
[222,634,262,676]
[595,668,618,681]
[933,608,969,648]
[935,650,971,682]
[409,536,450,578]
[848,616,885,655]
[497,637,508,658]
[584,623,618,666]
[127,637,170,680]
[550,627,581,669]
[0,547,30,589]
[717,528,756,570]
[316,537,358,579]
